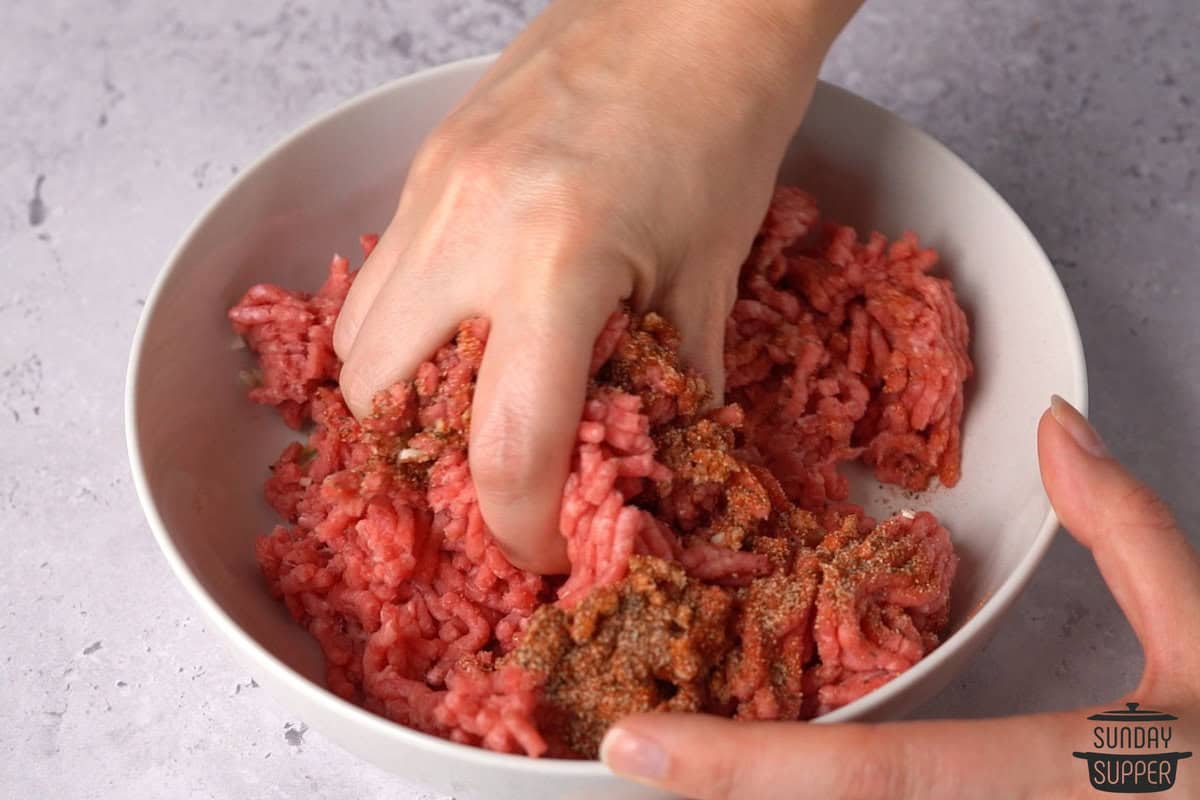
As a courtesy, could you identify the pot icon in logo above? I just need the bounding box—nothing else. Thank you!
[1074,702,1192,793]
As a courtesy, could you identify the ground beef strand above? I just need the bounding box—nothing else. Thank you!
[511,555,735,757]
[228,189,968,758]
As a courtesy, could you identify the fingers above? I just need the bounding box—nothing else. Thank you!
[333,223,405,360]
[660,276,735,405]
[338,264,468,419]
[601,710,1081,800]
[1038,395,1200,694]
[470,277,625,574]
[334,170,434,360]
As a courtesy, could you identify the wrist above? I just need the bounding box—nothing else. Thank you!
[587,0,860,142]
[700,0,862,127]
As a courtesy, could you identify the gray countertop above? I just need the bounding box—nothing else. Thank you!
[2,1,1196,797]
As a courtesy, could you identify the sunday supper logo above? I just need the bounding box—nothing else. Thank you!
[1074,703,1192,793]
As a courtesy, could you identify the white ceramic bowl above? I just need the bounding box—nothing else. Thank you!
[126,55,1087,800]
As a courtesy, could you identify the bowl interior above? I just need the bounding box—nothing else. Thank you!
[128,56,1085,778]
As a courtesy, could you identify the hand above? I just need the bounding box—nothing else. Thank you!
[334,0,862,573]
[600,396,1200,799]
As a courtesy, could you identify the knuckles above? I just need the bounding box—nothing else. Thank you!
[413,133,640,292]
[410,114,634,240]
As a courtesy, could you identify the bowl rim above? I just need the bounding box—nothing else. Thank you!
[125,52,1088,776]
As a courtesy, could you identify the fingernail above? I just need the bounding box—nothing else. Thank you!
[1050,395,1108,458]
[600,728,668,782]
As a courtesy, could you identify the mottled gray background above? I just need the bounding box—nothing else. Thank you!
[1,0,1196,797]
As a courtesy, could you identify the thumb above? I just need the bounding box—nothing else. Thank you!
[1038,395,1200,696]
[601,710,1084,800]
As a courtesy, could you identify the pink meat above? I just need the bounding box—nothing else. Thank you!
[728,188,972,502]
[806,511,958,716]
[229,189,969,757]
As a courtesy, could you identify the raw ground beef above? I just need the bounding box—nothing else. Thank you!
[228,189,968,758]
[727,189,972,505]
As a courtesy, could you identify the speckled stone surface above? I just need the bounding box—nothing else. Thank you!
[2,1,1196,796]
